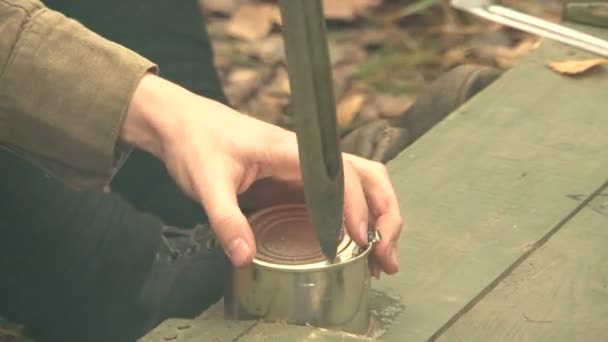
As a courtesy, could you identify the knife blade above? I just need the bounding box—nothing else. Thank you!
[278,0,344,261]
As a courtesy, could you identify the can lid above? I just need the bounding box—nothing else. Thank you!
[248,204,366,269]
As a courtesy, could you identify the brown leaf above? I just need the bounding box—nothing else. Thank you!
[246,34,285,64]
[329,42,367,66]
[354,0,383,12]
[227,4,281,41]
[225,68,262,105]
[201,0,242,15]
[323,0,357,21]
[337,92,368,127]
[548,58,608,75]
[473,39,538,68]
[375,94,415,118]
[266,67,291,95]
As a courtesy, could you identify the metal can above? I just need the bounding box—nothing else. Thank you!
[224,204,374,335]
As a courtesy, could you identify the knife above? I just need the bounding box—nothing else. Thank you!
[278,0,344,261]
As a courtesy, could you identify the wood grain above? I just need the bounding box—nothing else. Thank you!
[239,323,375,341]
[439,189,608,341]
[138,318,256,342]
[375,35,608,341]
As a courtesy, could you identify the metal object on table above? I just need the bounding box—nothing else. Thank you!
[452,0,608,57]
[225,204,379,335]
[277,0,344,261]
[564,1,608,28]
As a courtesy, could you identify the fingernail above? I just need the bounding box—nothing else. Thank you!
[226,238,250,267]
[386,242,398,270]
[359,221,368,243]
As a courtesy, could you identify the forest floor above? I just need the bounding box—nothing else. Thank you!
[202,0,563,130]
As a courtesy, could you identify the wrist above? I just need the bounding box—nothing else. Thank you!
[120,74,180,160]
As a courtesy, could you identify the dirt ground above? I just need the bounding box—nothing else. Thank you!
[202,0,563,131]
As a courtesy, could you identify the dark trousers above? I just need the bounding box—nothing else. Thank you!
[0,1,228,340]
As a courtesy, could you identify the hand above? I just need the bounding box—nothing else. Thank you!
[120,74,402,274]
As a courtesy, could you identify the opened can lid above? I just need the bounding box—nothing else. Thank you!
[248,204,367,270]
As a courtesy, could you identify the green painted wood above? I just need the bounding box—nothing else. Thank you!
[375,36,608,340]
[137,318,256,342]
[238,323,376,342]
[439,188,608,341]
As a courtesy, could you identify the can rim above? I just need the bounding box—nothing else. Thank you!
[247,204,375,272]
[252,241,373,272]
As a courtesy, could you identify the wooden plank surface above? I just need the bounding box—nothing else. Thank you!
[239,323,375,342]
[138,318,256,342]
[439,188,608,341]
[374,35,608,341]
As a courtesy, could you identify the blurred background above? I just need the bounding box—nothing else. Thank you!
[200,0,562,129]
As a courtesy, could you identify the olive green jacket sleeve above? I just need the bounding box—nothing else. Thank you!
[0,0,159,189]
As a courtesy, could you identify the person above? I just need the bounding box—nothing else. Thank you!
[0,0,500,341]
[0,0,404,341]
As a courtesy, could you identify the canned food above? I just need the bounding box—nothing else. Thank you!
[224,204,374,335]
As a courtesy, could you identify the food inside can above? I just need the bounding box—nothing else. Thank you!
[249,204,366,268]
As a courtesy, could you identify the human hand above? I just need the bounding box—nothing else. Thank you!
[120,74,402,274]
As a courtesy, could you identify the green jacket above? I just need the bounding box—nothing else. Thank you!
[0,0,158,190]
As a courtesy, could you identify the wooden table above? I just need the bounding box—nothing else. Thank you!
[140,24,608,342]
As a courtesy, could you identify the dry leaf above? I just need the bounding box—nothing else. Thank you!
[227,4,281,41]
[266,67,291,95]
[354,0,383,12]
[548,58,608,75]
[225,68,262,105]
[329,42,367,65]
[337,93,368,127]
[201,0,242,15]
[375,94,414,119]
[247,34,285,64]
[323,0,357,20]
[474,39,538,68]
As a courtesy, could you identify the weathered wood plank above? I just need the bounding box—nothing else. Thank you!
[439,188,608,341]
[238,323,375,342]
[375,35,608,340]
[138,318,256,342]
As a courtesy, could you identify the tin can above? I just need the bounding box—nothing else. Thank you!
[224,204,374,335]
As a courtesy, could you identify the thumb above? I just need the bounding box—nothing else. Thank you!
[198,176,256,268]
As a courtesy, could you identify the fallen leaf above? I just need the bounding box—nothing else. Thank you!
[329,42,367,66]
[337,92,368,127]
[266,67,291,95]
[474,39,539,68]
[201,0,242,15]
[227,4,281,41]
[358,101,381,122]
[332,64,355,100]
[246,34,285,64]
[354,0,384,13]
[225,68,262,105]
[323,0,357,21]
[375,94,415,118]
[548,58,608,75]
